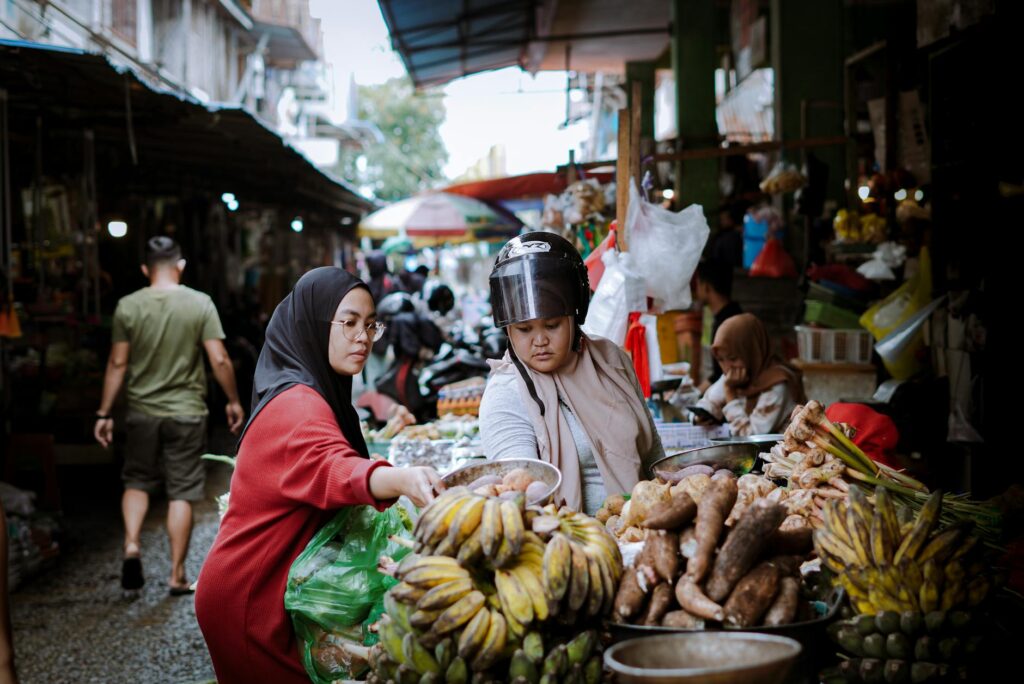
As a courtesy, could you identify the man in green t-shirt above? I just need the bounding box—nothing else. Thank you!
[94,236,244,595]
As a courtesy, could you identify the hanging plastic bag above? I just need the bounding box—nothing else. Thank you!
[626,181,709,311]
[285,504,414,683]
[749,237,797,278]
[584,223,617,291]
[582,249,645,344]
[642,314,664,384]
[860,248,932,341]
[625,313,651,398]
[874,294,946,380]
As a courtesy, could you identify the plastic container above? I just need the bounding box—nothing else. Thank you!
[806,281,868,313]
[795,325,873,365]
[803,300,864,330]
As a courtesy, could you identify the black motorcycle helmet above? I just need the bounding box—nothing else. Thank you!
[422,280,456,316]
[489,231,590,329]
[489,232,590,416]
[377,291,415,318]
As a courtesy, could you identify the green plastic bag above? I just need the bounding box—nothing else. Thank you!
[285,504,414,683]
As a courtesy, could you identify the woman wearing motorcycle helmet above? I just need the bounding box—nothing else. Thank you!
[479,232,664,514]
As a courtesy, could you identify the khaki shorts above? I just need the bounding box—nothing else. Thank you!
[123,411,208,501]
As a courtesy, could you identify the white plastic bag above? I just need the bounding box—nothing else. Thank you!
[626,181,710,311]
[582,250,645,344]
[642,314,663,383]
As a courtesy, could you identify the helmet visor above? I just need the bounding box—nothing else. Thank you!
[490,256,580,328]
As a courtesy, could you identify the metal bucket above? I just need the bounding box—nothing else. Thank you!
[604,632,802,684]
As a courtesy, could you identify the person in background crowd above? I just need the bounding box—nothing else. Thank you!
[695,313,806,436]
[94,236,244,595]
[695,258,744,389]
[480,233,665,515]
[708,203,746,269]
[364,251,396,305]
[195,268,442,683]
[0,503,18,684]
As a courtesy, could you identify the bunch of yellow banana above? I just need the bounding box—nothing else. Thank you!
[533,505,623,622]
[412,487,526,569]
[814,486,989,616]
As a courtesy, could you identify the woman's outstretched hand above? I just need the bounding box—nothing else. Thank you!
[369,466,446,508]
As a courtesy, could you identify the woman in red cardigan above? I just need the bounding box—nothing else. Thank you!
[195,267,443,683]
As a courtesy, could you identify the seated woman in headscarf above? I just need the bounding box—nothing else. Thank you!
[695,313,807,436]
[479,233,665,515]
[196,268,443,684]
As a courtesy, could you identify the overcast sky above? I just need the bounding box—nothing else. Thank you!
[308,0,588,181]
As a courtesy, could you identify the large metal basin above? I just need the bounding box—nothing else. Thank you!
[647,443,763,479]
[604,632,801,684]
[440,458,561,505]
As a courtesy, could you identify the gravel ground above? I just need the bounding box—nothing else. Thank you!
[10,455,233,684]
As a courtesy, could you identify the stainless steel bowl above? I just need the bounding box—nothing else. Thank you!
[604,632,802,684]
[440,458,561,505]
[647,443,762,479]
[710,434,783,448]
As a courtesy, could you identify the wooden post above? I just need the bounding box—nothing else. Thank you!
[630,81,643,190]
[616,108,630,252]
[567,149,577,185]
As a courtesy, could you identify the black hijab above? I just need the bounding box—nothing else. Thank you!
[239,267,370,457]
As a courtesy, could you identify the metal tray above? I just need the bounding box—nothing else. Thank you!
[605,586,845,647]
[440,458,562,505]
[647,443,763,479]
[710,434,783,448]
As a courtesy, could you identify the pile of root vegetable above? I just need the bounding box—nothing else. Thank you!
[611,471,818,630]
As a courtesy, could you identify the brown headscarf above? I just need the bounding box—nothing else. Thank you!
[712,313,807,413]
[489,333,653,511]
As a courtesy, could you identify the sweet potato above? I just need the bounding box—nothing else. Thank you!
[502,468,534,492]
[769,526,814,556]
[643,530,681,583]
[641,491,697,530]
[662,609,705,629]
[678,526,698,560]
[763,576,801,626]
[656,464,714,483]
[768,555,804,577]
[684,477,738,583]
[604,494,627,516]
[674,577,724,622]
[613,567,648,621]
[672,473,712,504]
[622,480,672,527]
[723,561,781,628]
[705,499,787,602]
[642,582,675,626]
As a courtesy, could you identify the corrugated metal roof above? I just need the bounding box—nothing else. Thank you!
[378,0,533,88]
[0,39,373,216]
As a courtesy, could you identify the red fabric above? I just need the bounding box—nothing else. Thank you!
[584,224,616,291]
[443,171,615,202]
[625,312,651,398]
[195,384,393,683]
[825,403,900,469]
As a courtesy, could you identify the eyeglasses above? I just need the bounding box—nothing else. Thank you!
[330,320,387,342]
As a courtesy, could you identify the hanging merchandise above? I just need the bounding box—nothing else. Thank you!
[874,294,947,381]
[626,181,709,312]
[749,237,797,278]
[743,205,783,269]
[624,313,651,398]
[583,223,616,291]
[582,249,645,345]
[759,162,806,195]
[642,313,664,384]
